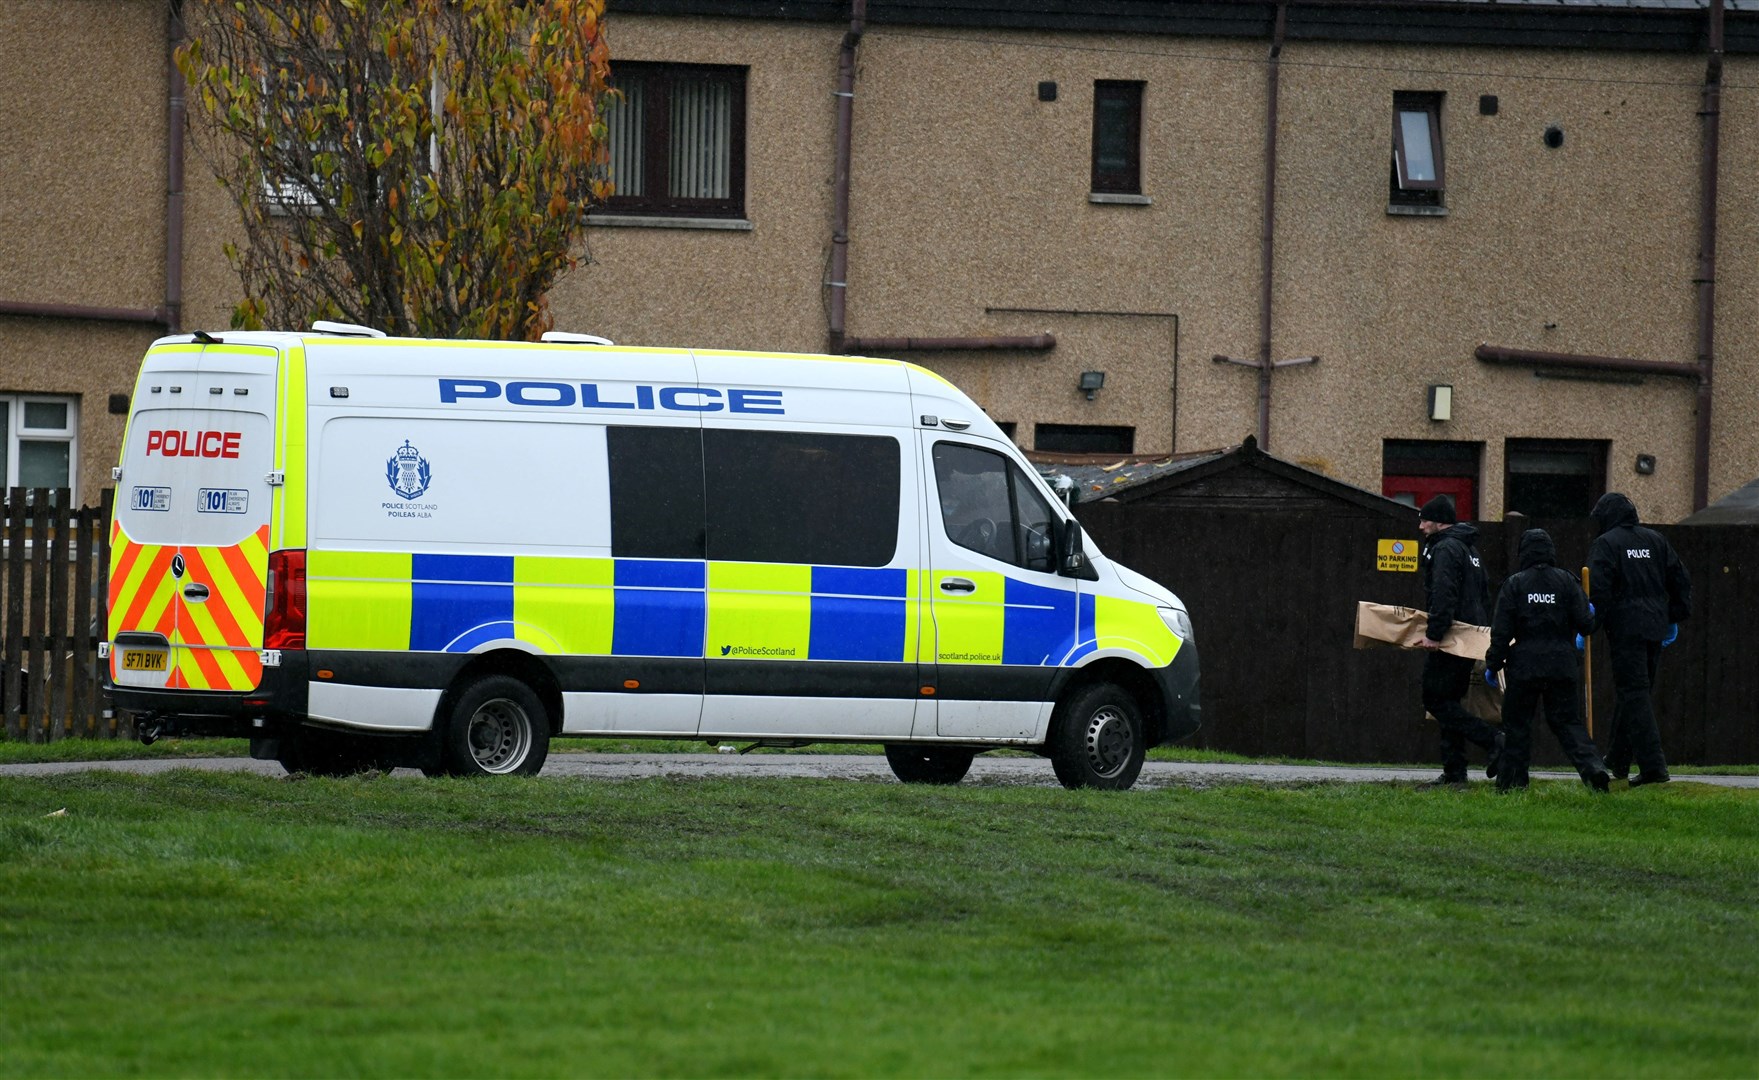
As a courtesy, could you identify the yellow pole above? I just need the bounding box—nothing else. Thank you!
[1580,566,1593,737]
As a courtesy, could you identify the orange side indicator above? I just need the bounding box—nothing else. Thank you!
[920,686,936,696]
[623,679,640,689]
[316,669,334,680]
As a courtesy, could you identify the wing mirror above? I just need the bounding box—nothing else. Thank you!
[1057,518,1088,576]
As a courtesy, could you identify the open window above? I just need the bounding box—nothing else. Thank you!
[1390,92,1444,209]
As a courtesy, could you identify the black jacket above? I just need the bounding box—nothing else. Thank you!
[1486,529,1594,681]
[1421,522,1491,641]
[1587,493,1691,642]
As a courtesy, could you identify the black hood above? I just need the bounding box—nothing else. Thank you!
[1592,492,1639,535]
[1433,522,1479,547]
[1517,528,1557,571]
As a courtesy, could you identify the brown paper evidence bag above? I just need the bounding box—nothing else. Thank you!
[1353,601,1503,722]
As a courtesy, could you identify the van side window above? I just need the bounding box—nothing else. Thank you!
[933,442,1059,573]
[704,429,900,567]
[607,426,706,559]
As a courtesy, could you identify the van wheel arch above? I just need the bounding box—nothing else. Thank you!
[430,650,564,740]
[428,650,562,777]
[1051,658,1167,748]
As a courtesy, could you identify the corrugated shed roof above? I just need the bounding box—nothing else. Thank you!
[1031,449,1231,505]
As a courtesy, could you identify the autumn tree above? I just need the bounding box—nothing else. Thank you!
[177,0,613,340]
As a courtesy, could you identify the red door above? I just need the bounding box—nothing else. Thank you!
[1383,474,1476,522]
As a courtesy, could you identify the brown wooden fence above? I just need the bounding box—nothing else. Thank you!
[1,488,120,741]
[1078,501,1758,766]
[3,483,1751,761]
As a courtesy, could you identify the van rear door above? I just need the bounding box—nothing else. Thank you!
[109,344,279,692]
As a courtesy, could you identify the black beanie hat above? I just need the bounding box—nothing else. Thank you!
[1419,495,1457,524]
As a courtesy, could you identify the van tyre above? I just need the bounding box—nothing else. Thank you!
[440,675,550,777]
[1049,683,1146,791]
[884,744,976,785]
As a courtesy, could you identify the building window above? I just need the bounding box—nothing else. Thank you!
[1391,92,1444,207]
[1505,439,1607,519]
[1091,81,1144,195]
[1034,424,1135,455]
[603,63,747,218]
[0,395,79,499]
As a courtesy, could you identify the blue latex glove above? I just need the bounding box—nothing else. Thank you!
[1483,668,1499,689]
[1575,633,1585,652]
[1662,623,1678,647]
[1588,602,1595,617]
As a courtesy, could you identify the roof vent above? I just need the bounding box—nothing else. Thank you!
[311,320,387,339]
[540,331,614,345]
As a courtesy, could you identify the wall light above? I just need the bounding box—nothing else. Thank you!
[1427,384,1453,422]
[1635,453,1656,475]
[1079,370,1106,401]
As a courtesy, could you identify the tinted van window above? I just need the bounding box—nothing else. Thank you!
[704,429,899,566]
[607,426,705,559]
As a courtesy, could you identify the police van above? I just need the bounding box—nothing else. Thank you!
[104,325,1199,789]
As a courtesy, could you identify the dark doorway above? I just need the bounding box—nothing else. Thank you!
[1504,439,1606,519]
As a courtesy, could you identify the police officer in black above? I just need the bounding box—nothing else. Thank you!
[1588,492,1691,787]
[1484,528,1610,792]
[1416,495,1502,787]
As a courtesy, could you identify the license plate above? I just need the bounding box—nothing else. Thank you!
[121,650,167,672]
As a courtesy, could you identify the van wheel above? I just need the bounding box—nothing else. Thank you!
[1049,683,1145,791]
[883,744,976,785]
[440,675,550,777]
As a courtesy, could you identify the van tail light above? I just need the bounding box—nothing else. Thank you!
[264,548,307,650]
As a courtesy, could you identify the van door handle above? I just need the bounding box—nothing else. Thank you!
[939,577,976,594]
[183,583,210,602]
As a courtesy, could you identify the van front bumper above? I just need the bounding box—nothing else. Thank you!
[1154,641,1201,743]
[106,652,310,736]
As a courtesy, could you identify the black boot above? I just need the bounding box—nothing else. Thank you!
[1419,774,1468,790]
[1486,730,1506,780]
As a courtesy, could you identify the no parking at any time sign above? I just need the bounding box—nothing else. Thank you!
[1377,539,1418,572]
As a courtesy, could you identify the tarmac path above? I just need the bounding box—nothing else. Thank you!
[4,754,1755,788]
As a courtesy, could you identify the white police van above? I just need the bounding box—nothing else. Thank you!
[105,325,1199,788]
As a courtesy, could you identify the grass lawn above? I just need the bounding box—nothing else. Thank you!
[0,771,1754,1077]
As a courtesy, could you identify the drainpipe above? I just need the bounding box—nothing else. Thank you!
[1475,344,1701,381]
[165,0,187,334]
[826,0,865,355]
[842,334,1055,352]
[1256,2,1287,451]
[1692,0,1723,511]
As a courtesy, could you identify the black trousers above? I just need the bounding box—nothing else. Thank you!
[1422,651,1499,780]
[1497,674,1606,789]
[1605,636,1667,778]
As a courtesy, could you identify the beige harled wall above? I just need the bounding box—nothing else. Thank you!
[6,2,1759,524]
[0,0,171,502]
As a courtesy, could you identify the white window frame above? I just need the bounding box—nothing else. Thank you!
[1,394,80,501]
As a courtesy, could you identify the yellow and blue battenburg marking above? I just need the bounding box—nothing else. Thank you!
[306,550,1179,670]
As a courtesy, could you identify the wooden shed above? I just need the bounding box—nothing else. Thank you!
[1046,436,1435,763]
